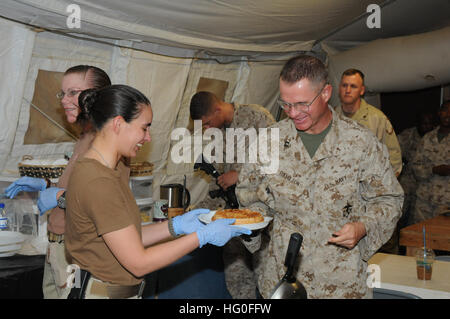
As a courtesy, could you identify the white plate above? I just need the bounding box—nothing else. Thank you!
[0,231,26,245]
[0,243,22,253]
[0,251,19,257]
[198,210,273,231]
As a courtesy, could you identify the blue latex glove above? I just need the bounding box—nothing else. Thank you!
[37,187,63,215]
[5,176,47,198]
[196,218,251,248]
[172,208,209,235]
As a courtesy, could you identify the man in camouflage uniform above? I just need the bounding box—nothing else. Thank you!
[236,55,403,299]
[397,112,437,227]
[335,69,402,177]
[411,101,450,224]
[190,91,275,298]
[335,69,403,254]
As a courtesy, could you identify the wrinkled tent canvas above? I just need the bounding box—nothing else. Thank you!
[0,0,449,206]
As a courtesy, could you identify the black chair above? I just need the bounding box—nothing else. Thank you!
[373,288,421,299]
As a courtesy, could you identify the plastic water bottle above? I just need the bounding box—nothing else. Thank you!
[0,203,8,231]
[0,202,16,232]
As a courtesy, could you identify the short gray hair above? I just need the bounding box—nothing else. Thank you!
[280,55,328,87]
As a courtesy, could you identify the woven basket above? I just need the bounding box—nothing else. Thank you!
[130,161,154,177]
[18,155,67,179]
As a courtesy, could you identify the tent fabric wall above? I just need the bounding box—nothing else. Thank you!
[245,59,288,116]
[0,19,35,173]
[126,50,192,173]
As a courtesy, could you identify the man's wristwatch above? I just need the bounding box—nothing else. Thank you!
[57,191,66,209]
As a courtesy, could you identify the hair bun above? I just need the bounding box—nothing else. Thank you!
[79,89,98,115]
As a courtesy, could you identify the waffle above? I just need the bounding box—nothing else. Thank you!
[212,208,264,225]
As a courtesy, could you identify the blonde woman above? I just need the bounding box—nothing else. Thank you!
[5,65,111,298]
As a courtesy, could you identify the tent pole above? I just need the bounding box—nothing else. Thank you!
[23,98,78,141]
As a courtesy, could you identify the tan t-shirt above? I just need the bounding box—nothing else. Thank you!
[65,157,142,286]
[48,132,95,234]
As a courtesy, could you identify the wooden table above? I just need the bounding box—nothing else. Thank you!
[399,215,450,256]
[368,253,450,299]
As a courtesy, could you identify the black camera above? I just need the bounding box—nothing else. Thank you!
[194,155,239,209]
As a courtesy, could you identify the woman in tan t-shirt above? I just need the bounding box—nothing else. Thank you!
[64,85,250,299]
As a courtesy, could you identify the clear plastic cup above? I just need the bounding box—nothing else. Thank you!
[416,248,435,280]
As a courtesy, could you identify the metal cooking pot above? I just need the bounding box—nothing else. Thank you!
[160,183,190,210]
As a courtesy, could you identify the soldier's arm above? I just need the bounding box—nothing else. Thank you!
[355,136,404,261]
[327,222,366,249]
[382,119,403,177]
[236,162,273,253]
[235,117,277,252]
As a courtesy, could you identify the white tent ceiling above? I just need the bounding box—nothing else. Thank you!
[322,0,450,51]
[1,0,449,57]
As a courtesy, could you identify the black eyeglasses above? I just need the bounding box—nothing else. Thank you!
[277,83,327,112]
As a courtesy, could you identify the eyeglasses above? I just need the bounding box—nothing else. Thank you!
[56,89,83,100]
[277,83,327,112]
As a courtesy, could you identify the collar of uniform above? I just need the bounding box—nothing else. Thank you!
[351,98,370,121]
[429,126,446,143]
[285,105,338,162]
[228,102,240,129]
[312,105,340,161]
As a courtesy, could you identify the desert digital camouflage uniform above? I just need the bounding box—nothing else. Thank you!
[411,128,450,224]
[236,107,403,299]
[398,127,421,163]
[196,103,275,209]
[196,103,275,299]
[397,127,422,225]
[335,99,402,176]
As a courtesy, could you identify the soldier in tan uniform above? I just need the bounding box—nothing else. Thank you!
[190,91,275,298]
[411,101,450,224]
[236,55,403,299]
[397,112,437,227]
[335,69,402,177]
